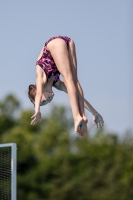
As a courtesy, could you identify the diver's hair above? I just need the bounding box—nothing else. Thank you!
[28,84,36,105]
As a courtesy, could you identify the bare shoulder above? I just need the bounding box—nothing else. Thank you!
[36,65,47,83]
[36,65,44,77]
[36,65,47,84]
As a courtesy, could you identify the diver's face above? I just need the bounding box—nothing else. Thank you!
[40,91,54,106]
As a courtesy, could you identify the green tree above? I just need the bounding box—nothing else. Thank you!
[0,94,20,136]
[0,94,133,200]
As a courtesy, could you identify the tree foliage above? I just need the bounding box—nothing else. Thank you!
[0,94,133,200]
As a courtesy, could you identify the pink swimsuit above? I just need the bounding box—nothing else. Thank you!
[36,36,71,85]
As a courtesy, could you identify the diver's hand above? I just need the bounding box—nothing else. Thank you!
[31,111,42,125]
[93,113,104,128]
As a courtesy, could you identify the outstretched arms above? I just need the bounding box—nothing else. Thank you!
[84,98,104,128]
[31,66,43,125]
[54,79,104,128]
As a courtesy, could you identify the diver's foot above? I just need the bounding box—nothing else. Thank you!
[74,116,83,136]
[74,116,87,137]
[80,117,88,137]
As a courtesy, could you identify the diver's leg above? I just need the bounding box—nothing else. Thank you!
[47,38,86,136]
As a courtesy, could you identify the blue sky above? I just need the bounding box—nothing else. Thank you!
[0,0,132,135]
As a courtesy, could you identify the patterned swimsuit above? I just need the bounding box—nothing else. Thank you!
[36,36,71,85]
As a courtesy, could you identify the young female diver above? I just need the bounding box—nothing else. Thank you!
[28,36,104,137]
